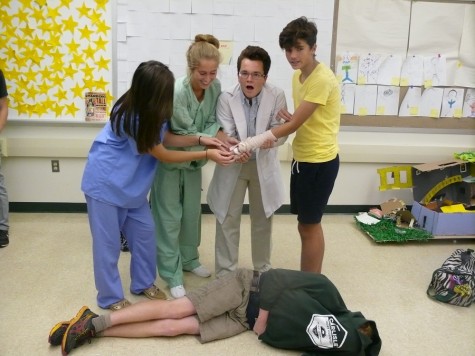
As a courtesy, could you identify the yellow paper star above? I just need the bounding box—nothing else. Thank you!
[47,6,61,19]
[95,0,108,11]
[42,98,56,112]
[105,89,114,104]
[35,0,48,7]
[58,0,71,8]
[82,45,96,59]
[83,77,97,90]
[38,81,51,95]
[63,65,77,79]
[51,103,64,117]
[15,9,30,25]
[16,103,29,116]
[17,0,33,8]
[34,102,49,116]
[23,70,39,84]
[83,63,95,79]
[94,36,108,50]
[49,20,64,36]
[24,85,39,100]
[89,10,103,25]
[49,73,65,87]
[96,20,111,34]
[96,56,110,71]
[18,25,35,38]
[65,102,80,116]
[55,88,68,102]
[38,67,53,81]
[66,40,81,53]
[76,3,91,18]
[71,83,84,98]
[78,25,94,40]
[30,7,45,23]
[70,53,85,67]
[94,76,109,90]
[62,15,79,33]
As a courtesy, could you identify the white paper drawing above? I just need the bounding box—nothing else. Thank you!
[400,55,423,87]
[440,88,464,118]
[340,84,356,114]
[462,88,475,118]
[419,87,444,118]
[336,52,358,84]
[376,86,400,115]
[357,53,383,85]
[423,55,447,87]
[399,87,422,116]
[354,85,377,116]
[377,55,402,86]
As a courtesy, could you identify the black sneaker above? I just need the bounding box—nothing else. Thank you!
[48,321,69,346]
[120,232,129,252]
[0,230,9,248]
[61,306,98,355]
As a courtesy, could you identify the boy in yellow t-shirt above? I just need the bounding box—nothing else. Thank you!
[232,17,340,274]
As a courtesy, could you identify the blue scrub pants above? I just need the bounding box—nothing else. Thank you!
[85,195,157,308]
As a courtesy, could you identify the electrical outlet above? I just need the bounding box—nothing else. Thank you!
[51,160,60,172]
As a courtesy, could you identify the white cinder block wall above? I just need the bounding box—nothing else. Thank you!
[2,121,472,206]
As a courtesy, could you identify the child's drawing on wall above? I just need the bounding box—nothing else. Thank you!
[399,86,422,117]
[423,55,447,87]
[354,84,377,115]
[441,88,464,117]
[462,89,475,118]
[419,87,444,118]
[400,55,423,87]
[357,53,383,85]
[340,83,356,114]
[376,54,402,86]
[336,52,358,83]
[376,85,400,115]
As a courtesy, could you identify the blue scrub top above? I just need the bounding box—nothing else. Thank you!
[82,121,168,208]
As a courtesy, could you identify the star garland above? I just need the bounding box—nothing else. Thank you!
[0,0,112,119]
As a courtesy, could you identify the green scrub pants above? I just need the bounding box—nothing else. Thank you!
[151,167,202,288]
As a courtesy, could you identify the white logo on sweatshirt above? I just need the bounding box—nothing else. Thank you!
[306,314,348,349]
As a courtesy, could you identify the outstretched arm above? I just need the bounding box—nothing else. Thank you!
[149,142,233,166]
[232,100,318,154]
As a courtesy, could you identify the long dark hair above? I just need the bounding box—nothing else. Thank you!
[110,60,174,153]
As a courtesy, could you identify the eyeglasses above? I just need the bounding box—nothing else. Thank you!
[238,71,266,80]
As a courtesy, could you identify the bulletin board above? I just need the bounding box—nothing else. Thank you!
[334,0,475,132]
[0,0,113,122]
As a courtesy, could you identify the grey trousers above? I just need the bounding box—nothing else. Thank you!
[215,160,272,276]
[0,155,9,230]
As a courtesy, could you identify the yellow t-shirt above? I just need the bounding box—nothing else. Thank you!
[292,63,340,163]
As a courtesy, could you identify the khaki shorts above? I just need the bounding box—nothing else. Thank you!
[186,268,254,343]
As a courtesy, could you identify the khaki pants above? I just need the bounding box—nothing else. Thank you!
[186,269,254,343]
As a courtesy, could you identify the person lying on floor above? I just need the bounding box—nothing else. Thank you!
[49,268,381,356]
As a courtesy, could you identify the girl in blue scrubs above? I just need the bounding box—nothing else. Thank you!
[82,61,233,310]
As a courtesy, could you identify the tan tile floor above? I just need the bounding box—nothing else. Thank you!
[0,213,474,356]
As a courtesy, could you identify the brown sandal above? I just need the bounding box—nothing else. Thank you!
[109,299,132,311]
[142,285,166,300]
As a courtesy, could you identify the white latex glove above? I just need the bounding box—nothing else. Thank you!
[231,130,277,154]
